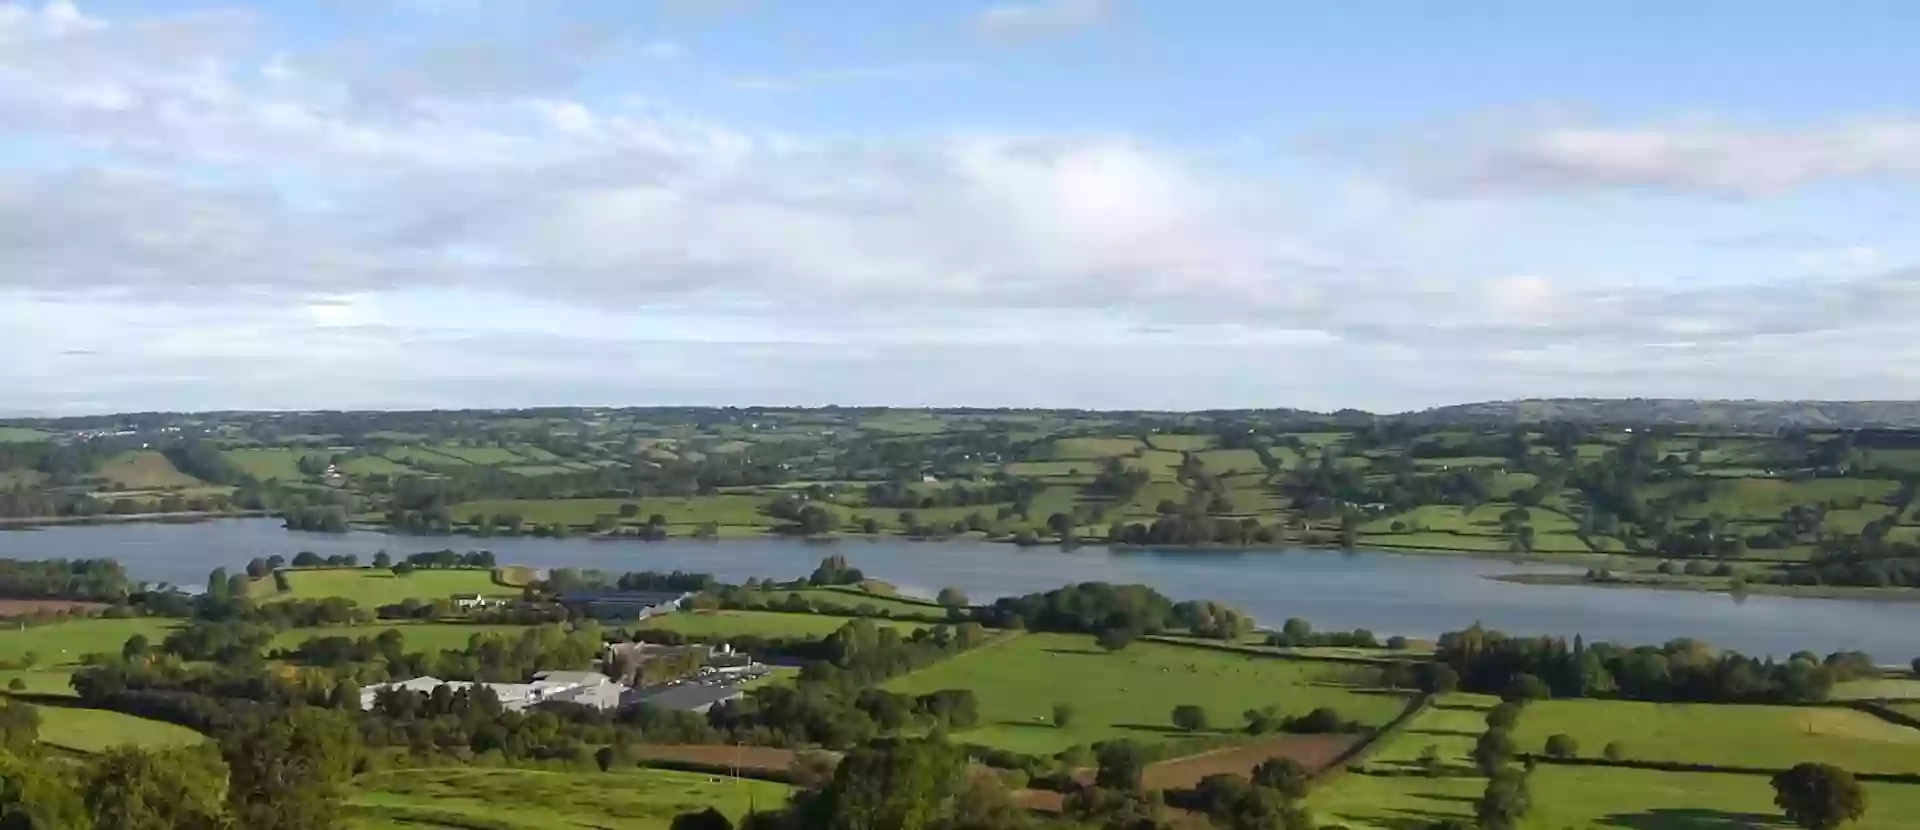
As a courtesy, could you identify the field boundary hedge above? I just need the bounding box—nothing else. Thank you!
[1517,753,1920,784]
[632,757,796,785]
[1313,693,1433,785]
[1850,700,1920,731]
[1140,635,1410,667]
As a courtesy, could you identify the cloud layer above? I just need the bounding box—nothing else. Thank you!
[2,1,1918,413]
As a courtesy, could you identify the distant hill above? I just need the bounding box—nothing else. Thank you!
[1392,398,1920,429]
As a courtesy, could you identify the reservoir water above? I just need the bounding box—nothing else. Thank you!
[4,519,1915,661]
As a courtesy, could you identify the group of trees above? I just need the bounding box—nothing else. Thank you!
[0,689,359,830]
[0,558,131,602]
[1438,625,1865,704]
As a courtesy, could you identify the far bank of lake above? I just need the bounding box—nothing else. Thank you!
[3,518,1916,661]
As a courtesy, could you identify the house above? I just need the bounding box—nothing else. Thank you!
[559,590,691,622]
[451,594,495,611]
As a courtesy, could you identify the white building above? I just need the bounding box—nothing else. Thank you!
[361,670,628,713]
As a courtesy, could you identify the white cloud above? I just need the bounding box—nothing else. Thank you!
[5,2,1920,411]
[972,0,1113,42]
[1429,119,1920,197]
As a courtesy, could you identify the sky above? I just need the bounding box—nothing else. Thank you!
[3,0,1919,415]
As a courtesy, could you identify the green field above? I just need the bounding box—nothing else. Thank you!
[30,704,208,753]
[1195,448,1264,474]
[1146,434,1213,452]
[269,623,538,653]
[95,451,204,489]
[0,668,76,697]
[1832,678,1920,701]
[636,610,926,640]
[263,569,519,606]
[347,766,790,830]
[222,448,325,481]
[1511,699,1920,774]
[883,632,1411,755]
[1363,694,1500,771]
[1052,437,1143,459]
[783,587,953,618]
[341,455,413,476]
[0,618,178,666]
[432,445,527,465]
[1676,477,1898,520]
[1315,763,1920,830]
[0,427,53,443]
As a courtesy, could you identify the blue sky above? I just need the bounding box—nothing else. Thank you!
[3,0,1919,413]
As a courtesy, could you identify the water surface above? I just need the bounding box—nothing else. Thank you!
[4,519,1914,661]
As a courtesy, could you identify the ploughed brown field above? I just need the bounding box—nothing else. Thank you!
[1018,734,1363,813]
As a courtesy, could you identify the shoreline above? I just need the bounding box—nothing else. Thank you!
[0,510,268,530]
[1491,572,1920,603]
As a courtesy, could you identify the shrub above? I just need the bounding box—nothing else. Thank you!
[1544,734,1578,758]
[1603,741,1626,762]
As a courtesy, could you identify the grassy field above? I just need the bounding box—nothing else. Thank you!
[1195,448,1265,474]
[1363,694,1500,771]
[346,766,790,830]
[0,668,76,696]
[1315,763,1920,830]
[636,610,926,640]
[783,587,953,618]
[431,445,526,465]
[223,448,323,481]
[1052,437,1144,459]
[341,455,413,476]
[1146,434,1213,452]
[261,569,519,606]
[1832,678,1920,701]
[0,427,53,443]
[0,618,178,666]
[94,451,204,489]
[1510,699,1920,774]
[269,623,538,653]
[30,704,208,753]
[883,632,1411,755]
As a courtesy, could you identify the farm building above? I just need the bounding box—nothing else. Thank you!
[559,590,690,622]
[360,670,631,712]
[630,682,746,714]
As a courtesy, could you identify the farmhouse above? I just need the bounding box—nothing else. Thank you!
[559,589,690,622]
[450,593,496,611]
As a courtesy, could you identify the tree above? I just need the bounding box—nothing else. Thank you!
[1911,657,1920,677]
[1472,727,1515,777]
[619,503,642,519]
[0,699,39,758]
[1250,757,1309,800]
[222,708,361,830]
[0,748,88,830]
[1772,763,1867,830]
[1603,741,1627,762]
[1504,673,1551,704]
[1417,744,1444,777]
[1095,628,1135,652]
[670,808,733,830]
[803,738,968,830]
[205,568,231,605]
[1476,767,1532,830]
[1483,702,1520,730]
[120,634,151,662]
[1095,740,1147,790]
[936,588,969,608]
[1543,733,1579,758]
[1052,702,1075,729]
[83,744,233,830]
[1171,705,1209,733]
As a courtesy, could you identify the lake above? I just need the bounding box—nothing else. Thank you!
[4,519,1916,661]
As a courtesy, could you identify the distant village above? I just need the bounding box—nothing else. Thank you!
[362,589,770,715]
